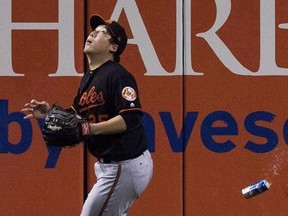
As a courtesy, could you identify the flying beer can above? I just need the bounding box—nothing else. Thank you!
[242,179,271,199]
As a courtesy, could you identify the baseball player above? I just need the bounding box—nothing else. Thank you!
[22,14,153,216]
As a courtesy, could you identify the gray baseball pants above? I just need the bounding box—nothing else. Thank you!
[80,150,153,216]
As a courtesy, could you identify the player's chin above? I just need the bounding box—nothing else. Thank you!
[84,44,89,53]
[84,41,93,50]
[84,46,91,53]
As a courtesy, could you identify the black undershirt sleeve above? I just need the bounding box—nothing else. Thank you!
[120,112,143,130]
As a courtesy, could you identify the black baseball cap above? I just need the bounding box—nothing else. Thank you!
[90,14,128,56]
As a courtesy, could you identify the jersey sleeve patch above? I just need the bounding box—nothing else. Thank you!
[121,86,137,101]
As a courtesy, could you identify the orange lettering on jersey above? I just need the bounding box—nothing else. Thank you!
[88,114,108,123]
[79,86,104,107]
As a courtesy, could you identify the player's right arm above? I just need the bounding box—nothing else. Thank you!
[21,99,51,119]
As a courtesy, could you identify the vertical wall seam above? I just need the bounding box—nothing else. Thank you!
[83,0,88,204]
[182,0,186,216]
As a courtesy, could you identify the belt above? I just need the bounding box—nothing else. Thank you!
[98,151,146,164]
[98,158,114,163]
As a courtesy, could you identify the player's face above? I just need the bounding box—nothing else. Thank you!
[84,25,114,55]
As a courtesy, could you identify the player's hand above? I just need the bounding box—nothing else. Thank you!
[21,99,51,119]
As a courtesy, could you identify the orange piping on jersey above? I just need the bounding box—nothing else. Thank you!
[70,105,79,114]
[119,108,142,113]
[79,103,105,112]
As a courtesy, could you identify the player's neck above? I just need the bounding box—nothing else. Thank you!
[87,54,113,70]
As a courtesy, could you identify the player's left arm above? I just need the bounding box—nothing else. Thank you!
[89,71,143,136]
[89,115,127,135]
[89,111,142,135]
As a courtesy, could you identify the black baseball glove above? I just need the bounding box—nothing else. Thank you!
[42,105,90,147]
